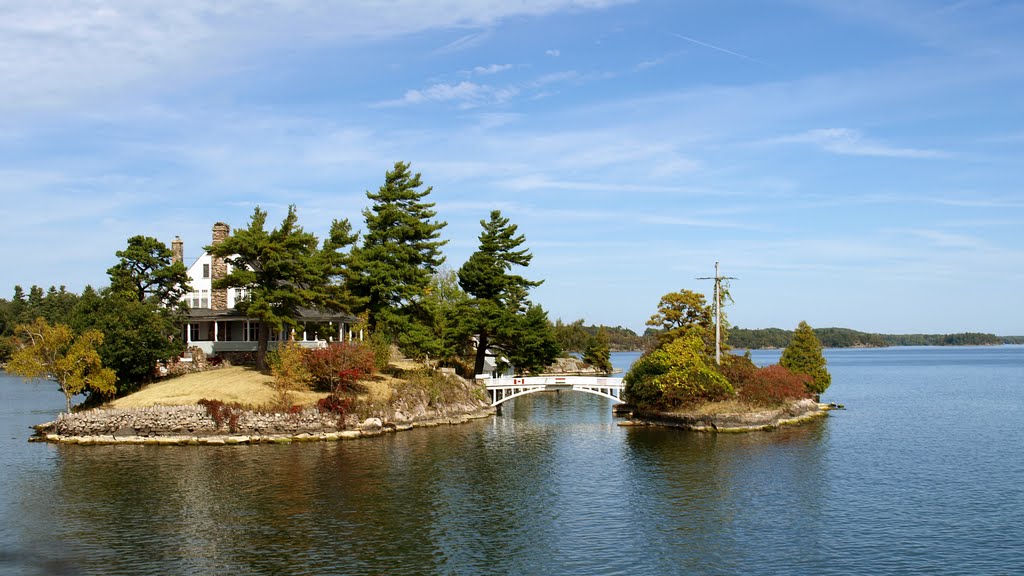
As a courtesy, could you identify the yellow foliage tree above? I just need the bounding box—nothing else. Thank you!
[268,337,312,409]
[7,318,117,413]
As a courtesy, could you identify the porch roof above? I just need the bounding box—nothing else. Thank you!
[186,307,359,324]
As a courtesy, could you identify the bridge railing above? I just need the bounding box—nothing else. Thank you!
[479,376,624,387]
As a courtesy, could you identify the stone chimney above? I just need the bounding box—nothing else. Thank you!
[210,222,230,310]
[171,236,184,265]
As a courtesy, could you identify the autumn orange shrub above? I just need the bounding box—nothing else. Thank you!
[303,342,376,394]
[738,364,812,407]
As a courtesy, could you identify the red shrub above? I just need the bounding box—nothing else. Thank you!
[303,342,376,393]
[738,364,812,406]
[718,353,758,387]
[198,398,244,432]
[317,394,352,417]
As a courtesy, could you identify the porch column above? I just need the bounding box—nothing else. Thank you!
[244,319,250,341]
[214,321,219,342]
[186,323,193,345]
[339,323,344,342]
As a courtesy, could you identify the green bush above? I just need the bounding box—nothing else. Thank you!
[624,333,734,409]
[624,351,670,407]
[368,331,392,371]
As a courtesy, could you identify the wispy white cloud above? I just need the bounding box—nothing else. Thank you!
[375,81,519,108]
[930,195,1024,209]
[470,63,514,75]
[0,0,631,114]
[768,128,949,158]
[671,33,762,63]
[433,31,492,55]
[545,49,561,56]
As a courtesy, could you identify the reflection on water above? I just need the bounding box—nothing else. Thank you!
[3,347,1024,575]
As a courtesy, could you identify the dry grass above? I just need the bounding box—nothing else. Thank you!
[108,364,402,410]
[671,398,767,416]
[108,366,326,409]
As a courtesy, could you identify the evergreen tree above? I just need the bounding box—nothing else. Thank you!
[458,210,545,375]
[553,318,590,353]
[780,320,831,397]
[503,304,561,376]
[347,161,448,339]
[107,235,191,308]
[582,327,613,374]
[209,205,357,369]
[401,268,468,365]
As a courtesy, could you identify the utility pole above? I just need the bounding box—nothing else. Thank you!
[698,262,737,365]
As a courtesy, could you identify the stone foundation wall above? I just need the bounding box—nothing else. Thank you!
[39,397,493,443]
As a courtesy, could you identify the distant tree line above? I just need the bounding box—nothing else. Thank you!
[551,319,651,352]
[730,327,1014,349]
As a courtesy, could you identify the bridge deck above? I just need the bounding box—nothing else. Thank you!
[479,376,626,406]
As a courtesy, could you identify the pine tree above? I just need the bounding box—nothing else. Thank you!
[780,320,831,397]
[458,210,545,375]
[107,235,191,309]
[347,161,448,338]
[209,205,356,369]
[503,304,561,376]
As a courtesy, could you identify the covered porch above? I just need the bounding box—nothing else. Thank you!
[182,308,363,357]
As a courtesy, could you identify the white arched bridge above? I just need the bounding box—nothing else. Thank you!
[479,376,625,407]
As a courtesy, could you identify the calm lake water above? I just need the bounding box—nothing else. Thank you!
[2,347,1023,575]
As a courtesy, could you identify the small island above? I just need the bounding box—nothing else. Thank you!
[615,288,835,432]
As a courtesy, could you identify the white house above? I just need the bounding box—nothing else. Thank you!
[173,222,361,358]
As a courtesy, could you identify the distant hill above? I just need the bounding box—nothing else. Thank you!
[730,327,1013,349]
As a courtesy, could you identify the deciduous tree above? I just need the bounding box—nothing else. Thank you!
[646,289,715,352]
[7,318,116,413]
[70,289,182,396]
[582,327,613,374]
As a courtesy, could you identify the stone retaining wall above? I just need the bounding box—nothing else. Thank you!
[35,400,494,445]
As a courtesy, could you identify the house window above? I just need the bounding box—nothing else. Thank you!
[200,290,209,309]
[189,323,200,342]
[203,264,210,278]
[236,287,248,302]
[191,293,200,308]
[246,322,259,342]
[218,321,231,342]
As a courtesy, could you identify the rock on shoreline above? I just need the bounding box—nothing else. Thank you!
[618,398,827,432]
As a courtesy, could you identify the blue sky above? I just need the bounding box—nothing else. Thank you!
[2,0,1022,335]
